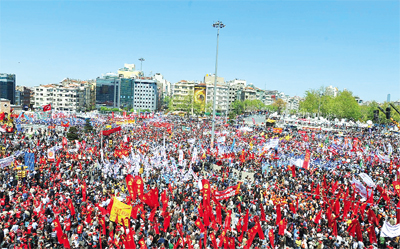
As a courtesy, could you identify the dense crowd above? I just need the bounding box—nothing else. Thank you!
[0,115,399,249]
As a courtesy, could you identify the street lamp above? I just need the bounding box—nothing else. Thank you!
[210,21,225,148]
[137,58,145,116]
[318,90,323,118]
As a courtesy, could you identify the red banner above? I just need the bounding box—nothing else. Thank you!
[102,126,121,136]
[213,183,241,201]
[302,149,311,170]
[393,181,400,197]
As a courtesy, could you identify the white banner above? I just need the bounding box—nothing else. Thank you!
[359,173,376,188]
[380,222,400,238]
[351,177,372,200]
[0,156,14,168]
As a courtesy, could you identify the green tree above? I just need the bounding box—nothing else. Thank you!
[67,126,79,141]
[84,119,93,133]
[231,100,245,115]
[272,99,287,114]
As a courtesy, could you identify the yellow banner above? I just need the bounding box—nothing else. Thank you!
[106,125,112,129]
[109,197,132,226]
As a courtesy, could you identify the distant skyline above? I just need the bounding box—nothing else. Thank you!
[0,1,398,102]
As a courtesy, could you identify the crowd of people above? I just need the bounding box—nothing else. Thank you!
[0,114,399,249]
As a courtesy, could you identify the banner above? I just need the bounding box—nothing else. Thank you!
[109,197,132,226]
[0,156,14,168]
[213,184,241,201]
[359,173,376,188]
[351,177,373,200]
[194,86,206,112]
[102,126,121,136]
[25,153,35,171]
[273,128,282,134]
[47,149,55,162]
[380,222,400,238]
[302,150,311,170]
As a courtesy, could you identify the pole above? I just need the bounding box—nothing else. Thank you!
[211,21,224,148]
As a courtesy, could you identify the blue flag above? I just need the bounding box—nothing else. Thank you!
[25,153,35,171]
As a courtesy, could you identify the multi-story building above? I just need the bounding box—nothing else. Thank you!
[96,73,121,108]
[171,80,196,110]
[286,96,301,111]
[240,87,257,101]
[226,79,246,111]
[204,74,224,85]
[118,64,141,79]
[205,83,229,114]
[33,83,89,112]
[154,73,171,97]
[61,78,96,111]
[0,73,16,104]
[133,77,159,112]
[325,86,339,97]
[96,74,159,111]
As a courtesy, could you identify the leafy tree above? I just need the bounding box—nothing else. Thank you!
[67,126,79,141]
[272,99,287,114]
[84,119,93,133]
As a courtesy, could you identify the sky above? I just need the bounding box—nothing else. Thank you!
[0,0,399,102]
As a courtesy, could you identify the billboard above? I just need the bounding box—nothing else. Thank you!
[194,86,206,112]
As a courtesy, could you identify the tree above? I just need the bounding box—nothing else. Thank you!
[272,99,287,114]
[231,100,245,115]
[84,119,93,133]
[67,126,79,141]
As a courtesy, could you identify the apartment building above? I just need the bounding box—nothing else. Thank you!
[33,83,87,112]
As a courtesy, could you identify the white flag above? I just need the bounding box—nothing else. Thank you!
[380,222,400,238]
[359,173,376,188]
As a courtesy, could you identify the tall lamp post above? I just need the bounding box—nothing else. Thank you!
[138,58,145,116]
[210,21,225,148]
[318,90,323,118]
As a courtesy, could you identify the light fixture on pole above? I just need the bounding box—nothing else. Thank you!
[138,58,145,116]
[210,21,225,148]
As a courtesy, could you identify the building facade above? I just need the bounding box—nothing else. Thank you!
[0,73,16,104]
[205,83,229,114]
[33,83,88,112]
[96,73,121,108]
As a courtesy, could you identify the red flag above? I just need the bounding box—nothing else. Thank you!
[210,232,218,249]
[397,201,400,224]
[106,198,114,215]
[276,204,282,225]
[164,212,171,232]
[142,188,159,208]
[302,149,311,170]
[393,181,400,197]
[268,229,275,249]
[367,225,377,244]
[202,179,211,207]
[67,199,76,217]
[62,233,71,249]
[260,203,266,221]
[53,217,64,244]
[43,104,51,112]
[278,219,286,235]
[99,216,106,235]
[367,208,379,227]
[195,218,206,233]
[314,209,322,224]
[139,238,146,249]
[62,137,68,146]
[81,181,87,202]
[291,165,296,178]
